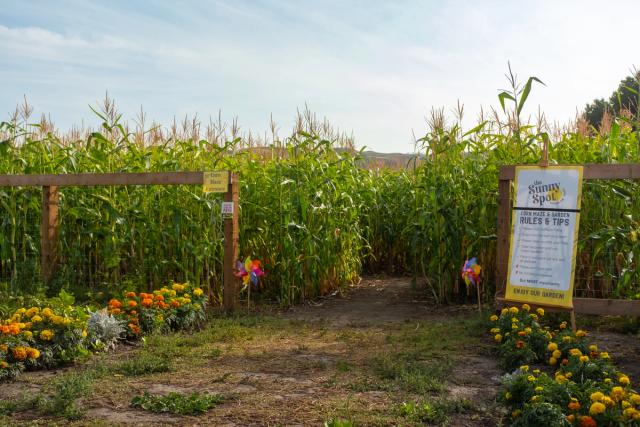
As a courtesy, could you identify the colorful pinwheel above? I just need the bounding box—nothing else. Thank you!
[235,256,264,288]
[461,257,481,287]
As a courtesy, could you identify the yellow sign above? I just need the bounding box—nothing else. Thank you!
[505,166,583,309]
[203,171,229,193]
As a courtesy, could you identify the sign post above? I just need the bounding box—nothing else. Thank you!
[505,166,583,311]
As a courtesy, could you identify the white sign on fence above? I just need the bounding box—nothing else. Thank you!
[221,201,234,218]
[505,166,583,309]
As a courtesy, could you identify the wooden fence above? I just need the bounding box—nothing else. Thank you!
[0,171,240,311]
[495,164,640,316]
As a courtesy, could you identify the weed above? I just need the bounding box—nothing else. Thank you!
[130,391,224,415]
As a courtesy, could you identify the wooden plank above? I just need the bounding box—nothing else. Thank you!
[495,179,511,298]
[223,173,240,311]
[500,164,640,180]
[0,171,206,187]
[496,297,640,317]
[41,186,59,284]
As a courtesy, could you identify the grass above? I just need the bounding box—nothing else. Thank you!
[113,353,172,376]
[0,309,498,425]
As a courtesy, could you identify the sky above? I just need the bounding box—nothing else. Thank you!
[1,0,638,153]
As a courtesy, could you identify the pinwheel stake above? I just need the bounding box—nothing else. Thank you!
[235,257,264,311]
[462,258,482,312]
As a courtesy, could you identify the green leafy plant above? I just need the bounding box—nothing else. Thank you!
[130,391,224,415]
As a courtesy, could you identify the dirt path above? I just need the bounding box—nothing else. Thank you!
[0,278,503,426]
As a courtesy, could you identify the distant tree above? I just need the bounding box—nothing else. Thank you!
[584,73,639,128]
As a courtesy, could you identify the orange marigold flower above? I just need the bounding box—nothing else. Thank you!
[154,294,164,301]
[125,291,137,298]
[127,300,137,308]
[579,416,596,427]
[568,401,581,411]
[108,299,122,309]
[111,308,121,315]
[12,346,27,361]
[0,361,8,369]
[128,323,141,335]
[515,340,525,349]
[141,298,153,308]
[170,300,180,308]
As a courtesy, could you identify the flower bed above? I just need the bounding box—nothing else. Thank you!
[0,283,206,381]
[490,304,640,426]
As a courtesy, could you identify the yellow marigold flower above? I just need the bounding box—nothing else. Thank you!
[31,315,42,323]
[565,372,572,378]
[536,308,545,316]
[169,290,176,297]
[511,409,521,418]
[549,357,557,366]
[630,394,640,405]
[12,346,27,361]
[604,378,612,384]
[575,330,586,338]
[522,304,530,311]
[39,329,54,341]
[535,386,544,393]
[172,283,184,292]
[621,400,631,409]
[511,317,518,323]
[193,288,204,297]
[16,308,26,314]
[530,314,538,320]
[82,330,87,338]
[533,369,540,375]
[588,345,597,352]
[42,308,54,317]
[524,327,532,333]
[600,352,609,359]
[555,374,567,383]
[559,321,567,330]
[511,324,518,330]
[494,334,502,343]
[603,396,615,407]
[569,348,583,357]
[520,365,529,372]
[490,328,499,334]
[619,375,630,385]
[509,307,519,314]
[0,344,7,352]
[547,342,558,352]
[490,315,498,322]
[590,392,604,402]
[26,347,40,359]
[25,307,40,318]
[23,331,33,339]
[552,349,562,359]
[530,395,541,403]
[501,308,508,316]
[527,375,535,382]
[0,361,7,369]
[51,316,64,325]
[505,392,512,400]
[589,402,606,415]
[623,407,637,418]
[580,355,589,363]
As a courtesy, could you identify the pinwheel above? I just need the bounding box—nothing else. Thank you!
[462,257,481,287]
[235,256,264,288]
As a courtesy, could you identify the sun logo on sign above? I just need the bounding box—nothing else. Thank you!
[547,187,564,203]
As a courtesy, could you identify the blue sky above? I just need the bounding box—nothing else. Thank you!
[1,0,638,152]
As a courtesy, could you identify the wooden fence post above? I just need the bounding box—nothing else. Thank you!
[223,173,239,311]
[495,179,511,301]
[41,185,59,285]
